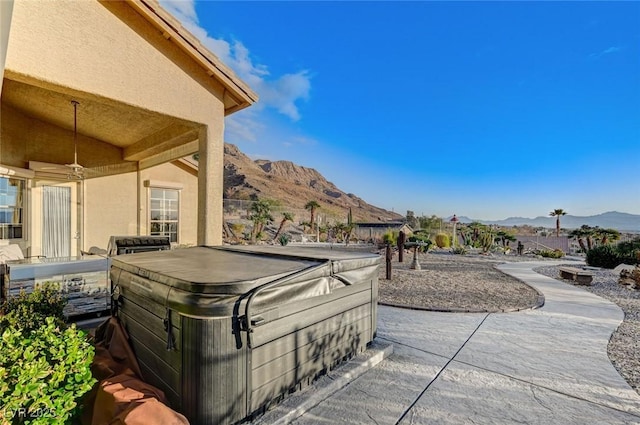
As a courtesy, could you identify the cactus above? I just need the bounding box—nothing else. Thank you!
[480,231,493,253]
[435,233,450,248]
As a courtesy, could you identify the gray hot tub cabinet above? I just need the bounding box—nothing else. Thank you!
[109,245,379,424]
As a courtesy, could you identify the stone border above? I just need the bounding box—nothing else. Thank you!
[378,295,545,313]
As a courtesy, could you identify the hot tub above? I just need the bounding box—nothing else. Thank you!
[109,245,379,424]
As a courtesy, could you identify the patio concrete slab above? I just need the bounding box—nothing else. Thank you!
[405,361,640,425]
[376,304,488,359]
[252,261,640,425]
[289,343,448,425]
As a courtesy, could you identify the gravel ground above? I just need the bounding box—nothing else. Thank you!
[534,264,640,394]
[378,249,639,394]
[378,250,544,312]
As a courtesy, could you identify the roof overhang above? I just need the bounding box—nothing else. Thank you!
[1,0,258,179]
[125,0,258,115]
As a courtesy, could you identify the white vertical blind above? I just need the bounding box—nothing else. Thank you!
[43,186,71,258]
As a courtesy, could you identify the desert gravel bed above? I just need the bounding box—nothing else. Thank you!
[534,264,640,394]
[378,250,543,312]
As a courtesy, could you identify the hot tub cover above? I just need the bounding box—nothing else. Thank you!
[110,245,380,317]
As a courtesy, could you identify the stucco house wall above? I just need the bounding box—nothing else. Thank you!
[1,0,255,255]
[83,160,198,252]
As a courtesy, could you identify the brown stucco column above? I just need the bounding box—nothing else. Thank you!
[197,125,223,246]
[0,0,14,98]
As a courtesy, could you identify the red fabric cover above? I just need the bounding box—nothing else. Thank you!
[82,317,188,425]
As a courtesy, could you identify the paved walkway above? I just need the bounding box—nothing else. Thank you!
[258,261,640,424]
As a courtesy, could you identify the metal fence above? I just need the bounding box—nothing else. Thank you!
[223,199,345,226]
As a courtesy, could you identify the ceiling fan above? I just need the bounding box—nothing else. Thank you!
[33,100,85,179]
[31,100,137,180]
[66,100,84,179]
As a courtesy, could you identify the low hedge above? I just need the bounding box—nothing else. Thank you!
[0,284,96,424]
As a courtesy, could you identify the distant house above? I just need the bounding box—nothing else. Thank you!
[354,222,413,241]
[0,0,257,256]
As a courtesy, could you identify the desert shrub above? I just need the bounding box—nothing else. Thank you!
[435,233,450,248]
[451,246,467,255]
[0,318,96,424]
[615,238,640,264]
[408,234,433,252]
[0,282,66,333]
[382,231,397,245]
[230,223,246,239]
[0,285,96,423]
[586,244,636,269]
[539,249,565,259]
[278,233,291,246]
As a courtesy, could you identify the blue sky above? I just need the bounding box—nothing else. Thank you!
[160,1,640,220]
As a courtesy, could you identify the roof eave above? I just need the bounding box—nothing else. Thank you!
[125,0,258,114]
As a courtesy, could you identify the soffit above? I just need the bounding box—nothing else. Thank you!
[2,78,197,148]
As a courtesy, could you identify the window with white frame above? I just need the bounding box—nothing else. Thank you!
[0,177,25,240]
[149,188,179,243]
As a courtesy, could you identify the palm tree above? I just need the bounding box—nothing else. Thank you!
[249,199,273,242]
[549,209,567,237]
[273,212,293,242]
[332,222,354,244]
[496,230,517,248]
[569,227,588,253]
[584,225,596,250]
[597,228,621,245]
[305,200,320,232]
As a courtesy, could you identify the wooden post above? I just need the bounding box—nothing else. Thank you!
[397,231,406,263]
[385,243,392,280]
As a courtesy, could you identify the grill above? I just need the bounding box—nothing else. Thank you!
[3,256,110,318]
[107,236,171,256]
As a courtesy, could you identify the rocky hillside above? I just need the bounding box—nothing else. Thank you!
[224,143,401,223]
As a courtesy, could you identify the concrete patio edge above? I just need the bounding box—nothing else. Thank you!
[254,340,394,425]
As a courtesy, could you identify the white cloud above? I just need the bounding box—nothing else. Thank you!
[159,0,311,123]
[589,46,623,59]
[260,72,311,121]
[602,46,621,55]
[224,109,264,144]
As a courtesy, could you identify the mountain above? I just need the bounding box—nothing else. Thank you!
[223,143,402,222]
[479,211,640,232]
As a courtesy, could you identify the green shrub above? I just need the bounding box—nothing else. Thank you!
[586,244,629,269]
[0,282,66,333]
[0,317,96,424]
[539,249,565,258]
[382,231,397,245]
[408,234,433,252]
[435,233,450,248]
[278,233,291,246]
[0,284,96,423]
